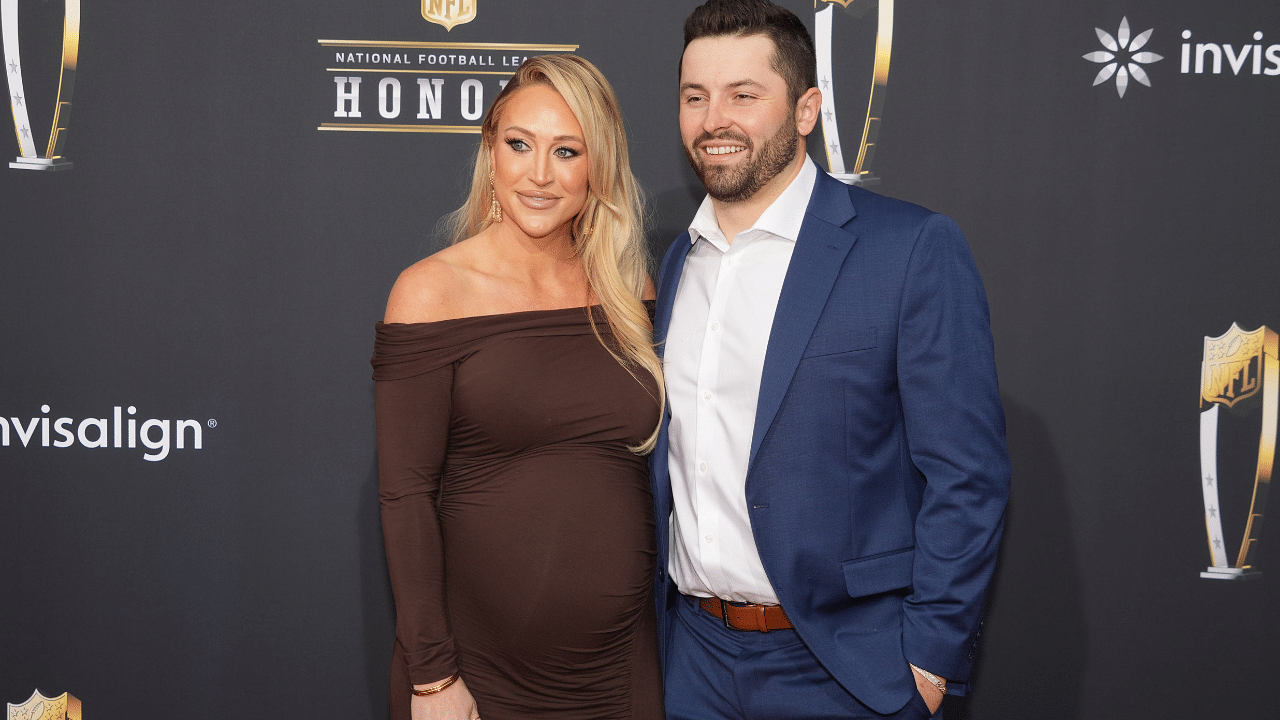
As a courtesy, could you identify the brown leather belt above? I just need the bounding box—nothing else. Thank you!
[697,596,793,632]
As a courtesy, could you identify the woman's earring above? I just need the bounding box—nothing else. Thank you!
[489,169,503,223]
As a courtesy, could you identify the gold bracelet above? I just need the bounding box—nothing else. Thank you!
[909,664,947,695]
[411,674,459,696]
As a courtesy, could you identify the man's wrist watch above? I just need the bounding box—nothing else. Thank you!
[909,663,947,695]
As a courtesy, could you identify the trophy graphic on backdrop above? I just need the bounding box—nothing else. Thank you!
[815,0,892,186]
[1199,323,1278,580]
[6,689,81,720]
[3,0,79,170]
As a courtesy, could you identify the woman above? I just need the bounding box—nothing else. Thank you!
[371,55,664,720]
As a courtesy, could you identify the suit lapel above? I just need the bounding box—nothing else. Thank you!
[651,233,694,540]
[654,232,694,358]
[748,173,859,470]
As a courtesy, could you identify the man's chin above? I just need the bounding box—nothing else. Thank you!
[703,175,757,203]
[689,165,739,198]
[684,148,760,202]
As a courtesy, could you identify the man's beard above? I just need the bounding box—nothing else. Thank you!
[683,117,799,204]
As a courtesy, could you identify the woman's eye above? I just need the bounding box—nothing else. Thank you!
[505,138,528,151]
[554,147,580,158]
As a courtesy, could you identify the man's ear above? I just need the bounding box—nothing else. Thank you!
[795,87,822,137]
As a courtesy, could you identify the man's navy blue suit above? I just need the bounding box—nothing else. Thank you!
[651,169,1011,715]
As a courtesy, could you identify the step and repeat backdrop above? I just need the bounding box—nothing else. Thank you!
[2,1,1277,718]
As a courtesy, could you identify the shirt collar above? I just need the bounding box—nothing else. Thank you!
[688,155,819,246]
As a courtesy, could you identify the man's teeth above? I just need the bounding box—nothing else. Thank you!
[705,146,744,155]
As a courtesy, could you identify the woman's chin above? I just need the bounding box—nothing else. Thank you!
[504,217,575,243]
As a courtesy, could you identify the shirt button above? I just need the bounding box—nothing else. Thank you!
[703,391,711,400]
[699,462,707,472]
[711,322,720,331]
[705,534,714,543]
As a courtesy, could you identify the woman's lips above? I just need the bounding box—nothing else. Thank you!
[517,191,561,209]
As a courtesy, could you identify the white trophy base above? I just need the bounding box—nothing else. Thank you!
[1200,567,1261,580]
[10,156,73,171]
[829,171,879,187]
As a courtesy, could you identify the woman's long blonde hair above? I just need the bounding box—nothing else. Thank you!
[446,54,664,453]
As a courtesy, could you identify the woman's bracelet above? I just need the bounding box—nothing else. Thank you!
[411,674,460,696]
[909,664,947,695]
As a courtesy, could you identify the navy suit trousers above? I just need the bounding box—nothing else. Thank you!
[664,595,941,720]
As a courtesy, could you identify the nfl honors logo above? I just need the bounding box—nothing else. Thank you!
[423,0,476,31]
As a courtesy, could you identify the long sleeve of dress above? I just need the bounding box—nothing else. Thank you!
[373,325,458,685]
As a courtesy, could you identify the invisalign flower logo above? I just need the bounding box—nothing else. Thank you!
[1083,17,1163,98]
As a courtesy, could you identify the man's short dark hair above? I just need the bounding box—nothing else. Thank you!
[682,0,817,106]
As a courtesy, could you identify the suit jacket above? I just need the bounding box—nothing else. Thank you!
[650,170,1010,715]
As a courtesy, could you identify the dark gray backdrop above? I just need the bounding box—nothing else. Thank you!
[3,1,1277,718]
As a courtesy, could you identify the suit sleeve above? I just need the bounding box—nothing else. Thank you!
[895,213,1010,683]
[375,364,458,685]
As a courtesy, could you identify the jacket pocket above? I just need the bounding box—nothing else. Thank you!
[802,327,877,358]
[842,546,915,598]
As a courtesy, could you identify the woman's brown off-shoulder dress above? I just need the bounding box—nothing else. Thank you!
[371,306,663,720]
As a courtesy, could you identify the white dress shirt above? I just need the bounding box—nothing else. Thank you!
[666,157,819,604]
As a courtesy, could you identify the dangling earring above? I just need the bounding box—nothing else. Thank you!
[488,169,503,223]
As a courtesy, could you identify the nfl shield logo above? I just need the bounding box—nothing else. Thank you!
[7,690,81,720]
[422,0,477,31]
[1202,323,1271,410]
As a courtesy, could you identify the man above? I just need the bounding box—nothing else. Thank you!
[650,1,1010,718]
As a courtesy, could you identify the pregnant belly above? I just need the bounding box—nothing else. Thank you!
[438,447,656,668]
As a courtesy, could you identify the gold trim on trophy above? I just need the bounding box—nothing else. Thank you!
[815,0,892,186]
[3,0,80,170]
[1199,322,1278,580]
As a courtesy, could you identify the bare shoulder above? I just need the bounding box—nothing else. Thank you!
[383,242,479,323]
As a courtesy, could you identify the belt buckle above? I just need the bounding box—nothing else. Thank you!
[719,599,770,633]
[719,598,736,631]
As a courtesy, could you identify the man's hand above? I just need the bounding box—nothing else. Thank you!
[911,665,945,715]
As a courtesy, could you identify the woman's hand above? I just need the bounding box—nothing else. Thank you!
[410,676,480,720]
[911,666,945,715]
